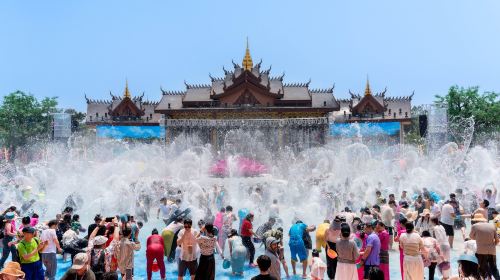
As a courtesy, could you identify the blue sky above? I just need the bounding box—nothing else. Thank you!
[1,1,499,111]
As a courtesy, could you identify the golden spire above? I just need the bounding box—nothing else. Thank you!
[242,37,253,71]
[124,79,131,98]
[364,76,372,96]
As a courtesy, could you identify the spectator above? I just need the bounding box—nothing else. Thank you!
[17,227,46,280]
[146,229,165,280]
[40,220,62,280]
[114,227,140,280]
[360,223,381,280]
[177,219,199,280]
[60,253,96,280]
[469,213,499,279]
[0,262,25,280]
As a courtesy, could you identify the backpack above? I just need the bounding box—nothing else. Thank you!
[15,238,40,263]
[91,249,106,280]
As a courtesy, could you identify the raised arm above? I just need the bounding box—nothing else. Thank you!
[90,220,105,240]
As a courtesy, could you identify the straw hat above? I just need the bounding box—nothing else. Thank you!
[0,261,25,277]
[406,211,418,222]
[471,213,487,223]
[420,209,431,217]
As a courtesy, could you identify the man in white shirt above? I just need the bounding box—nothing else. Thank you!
[439,201,456,248]
[40,220,62,280]
[157,198,172,226]
[176,219,198,280]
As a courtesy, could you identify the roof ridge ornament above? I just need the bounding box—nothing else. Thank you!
[124,79,131,98]
[364,76,372,96]
[242,37,253,71]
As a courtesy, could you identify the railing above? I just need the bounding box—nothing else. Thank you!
[165,117,329,127]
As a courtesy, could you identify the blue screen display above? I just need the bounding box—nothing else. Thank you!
[96,125,164,139]
[330,122,400,137]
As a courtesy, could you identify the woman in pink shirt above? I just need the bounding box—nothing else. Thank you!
[376,221,390,280]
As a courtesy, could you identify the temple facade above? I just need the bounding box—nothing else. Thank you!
[154,43,339,150]
[85,82,161,126]
[84,45,413,145]
[331,79,413,142]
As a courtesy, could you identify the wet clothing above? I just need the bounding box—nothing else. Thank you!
[289,223,308,262]
[264,238,281,280]
[146,234,165,280]
[229,236,246,274]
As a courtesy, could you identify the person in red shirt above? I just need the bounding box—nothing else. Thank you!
[241,213,258,267]
[146,228,165,280]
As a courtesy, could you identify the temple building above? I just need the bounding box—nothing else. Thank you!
[154,43,339,150]
[331,79,413,143]
[85,82,163,139]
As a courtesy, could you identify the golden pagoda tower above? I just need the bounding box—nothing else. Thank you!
[364,77,372,96]
[124,79,131,98]
[242,38,253,71]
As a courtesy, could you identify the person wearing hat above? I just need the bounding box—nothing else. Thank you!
[60,253,96,280]
[0,261,25,280]
[469,213,500,280]
[449,254,481,280]
[264,237,281,280]
[0,212,17,270]
[87,218,120,280]
[415,209,431,234]
[17,226,46,280]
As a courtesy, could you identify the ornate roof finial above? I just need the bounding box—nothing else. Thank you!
[242,37,253,71]
[124,79,131,98]
[364,76,372,96]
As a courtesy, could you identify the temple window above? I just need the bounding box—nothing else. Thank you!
[388,109,391,115]
[150,113,153,118]
[323,101,327,106]
[344,110,346,115]
[168,103,171,109]
[393,112,396,118]
[89,116,92,121]
[146,117,149,121]
[405,112,408,117]
[96,112,99,118]
[104,113,108,118]
[399,108,402,114]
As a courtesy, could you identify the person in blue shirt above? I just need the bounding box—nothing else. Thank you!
[288,221,316,279]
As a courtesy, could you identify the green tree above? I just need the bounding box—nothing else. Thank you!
[435,86,500,140]
[0,91,58,159]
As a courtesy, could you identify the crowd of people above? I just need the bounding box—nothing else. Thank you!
[0,182,499,280]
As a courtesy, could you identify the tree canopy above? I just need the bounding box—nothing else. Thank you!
[0,91,58,156]
[435,86,500,139]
